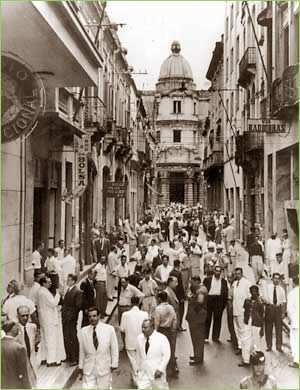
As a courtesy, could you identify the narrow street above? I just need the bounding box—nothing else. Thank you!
[2,1,299,390]
[71,243,298,390]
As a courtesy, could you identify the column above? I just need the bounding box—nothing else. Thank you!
[272,151,277,233]
[184,179,194,206]
[160,171,169,205]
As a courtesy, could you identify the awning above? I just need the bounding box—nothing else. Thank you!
[257,6,272,27]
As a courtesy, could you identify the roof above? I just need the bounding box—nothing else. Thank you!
[159,41,193,81]
[206,41,223,81]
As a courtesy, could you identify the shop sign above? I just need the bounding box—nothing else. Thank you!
[247,118,286,134]
[105,182,127,198]
[74,134,91,154]
[2,54,45,143]
[77,153,87,187]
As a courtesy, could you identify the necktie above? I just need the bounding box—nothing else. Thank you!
[24,326,31,358]
[273,286,277,305]
[93,326,99,350]
[145,337,150,354]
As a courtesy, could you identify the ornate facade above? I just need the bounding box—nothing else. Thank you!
[153,41,210,206]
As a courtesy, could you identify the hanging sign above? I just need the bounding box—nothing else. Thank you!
[105,182,127,198]
[74,134,91,154]
[2,54,45,143]
[76,153,87,187]
[247,118,286,134]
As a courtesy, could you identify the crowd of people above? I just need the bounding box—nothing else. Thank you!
[1,203,299,390]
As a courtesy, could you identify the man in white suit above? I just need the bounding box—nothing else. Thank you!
[16,305,39,386]
[78,307,119,389]
[136,318,171,390]
[120,296,148,386]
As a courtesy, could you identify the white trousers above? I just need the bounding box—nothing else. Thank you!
[290,327,299,364]
[242,324,262,364]
[233,315,245,349]
[142,297,157,316]
[83,367,112,389]
[251,256,264,281]
[137,370,168,390]
[127,350,139,385]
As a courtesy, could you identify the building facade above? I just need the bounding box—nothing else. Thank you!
[150,41,210,206]
[204,38,225,213]
[1,1,152,285]
[223,1,298,247]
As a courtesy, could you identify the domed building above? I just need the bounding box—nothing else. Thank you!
[153,41,210,205]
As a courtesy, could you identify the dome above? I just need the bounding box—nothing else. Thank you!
[159,41,193,81]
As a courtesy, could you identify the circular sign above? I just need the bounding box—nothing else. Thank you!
[1,54,45,143]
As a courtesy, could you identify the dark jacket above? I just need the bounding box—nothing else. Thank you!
[94,238,110,260]
[80,278,95,311]
[186,297,207,327]
[170,269,185,301]
[243,298,264,327]
[1,336,31,389]
[203,276,228,309]
[152,255,163,272]
[62,285,82,323]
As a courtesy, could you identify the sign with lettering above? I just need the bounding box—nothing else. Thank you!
[2,54,45,143]
[77,153,87,187]
[247,118,286,134]
[74,134,91,154]
[105,182,127,198]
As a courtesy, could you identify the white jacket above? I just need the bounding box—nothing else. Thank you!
[136,331,170,380]
[78,322,119,376]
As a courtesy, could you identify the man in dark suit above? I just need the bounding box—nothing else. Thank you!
[62,274,82,365]
[170,260,186,331]
[80,269,96,327]
[93,231,110,262]
[152,248,164,272]
[203,265,228,342]
[1,321,32,389]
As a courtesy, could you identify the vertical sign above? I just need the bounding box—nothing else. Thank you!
[77,153,87,187]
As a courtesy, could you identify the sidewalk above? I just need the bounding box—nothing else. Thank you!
[35,262,95,389]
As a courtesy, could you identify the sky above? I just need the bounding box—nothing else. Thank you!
[107,1,226,90]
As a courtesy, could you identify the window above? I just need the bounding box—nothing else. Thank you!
[156,102,160,116]
[156,130,161,143]
[283,25,289,69]
[235,89,239,111]
[173,130,181,143]
[193,130,197,144]
[173,100,182,114]
[226,58,229,81]
[193,102,197,115]
[230,4,234,29]
[225,17,229,40]
[236,35,240,64]
[226,98,229,122]
[230,48,234,74]
[230,92,234,119]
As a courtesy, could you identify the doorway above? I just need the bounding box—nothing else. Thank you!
[169,172,185,203]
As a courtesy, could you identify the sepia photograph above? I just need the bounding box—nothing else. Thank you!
[1,1,299,389]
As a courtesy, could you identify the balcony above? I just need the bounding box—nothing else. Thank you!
[84,96,105,129]
[39,87,85,141]
[238,47,256,88]
[235,133,263,173]
[271,64,299,118]
[204,150,224,173]
[243,132,264,153]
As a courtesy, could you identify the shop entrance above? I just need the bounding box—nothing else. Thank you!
[169,172,185,203]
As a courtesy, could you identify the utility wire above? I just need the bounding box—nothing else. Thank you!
[242,1,270,90]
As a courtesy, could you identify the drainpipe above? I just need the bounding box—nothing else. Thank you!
[19,135,26,282]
